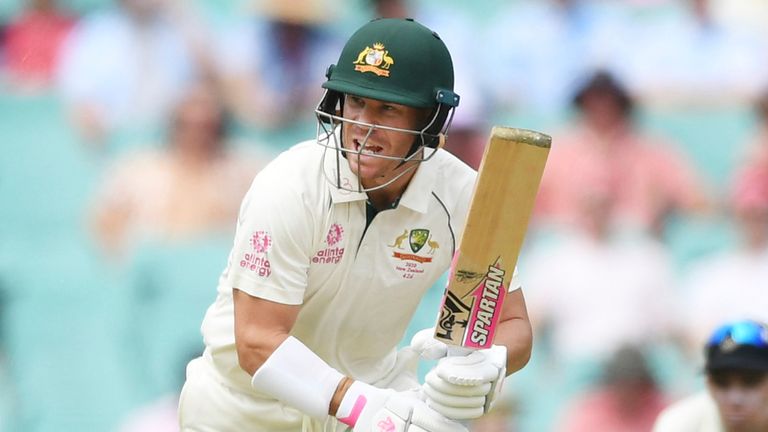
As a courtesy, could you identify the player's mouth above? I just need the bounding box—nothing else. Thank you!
[353,139,383,155]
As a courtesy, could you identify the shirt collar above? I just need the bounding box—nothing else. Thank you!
[397,149,438,214]
[322,144,368,204]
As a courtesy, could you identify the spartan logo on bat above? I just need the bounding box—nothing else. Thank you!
[435,290,471,341]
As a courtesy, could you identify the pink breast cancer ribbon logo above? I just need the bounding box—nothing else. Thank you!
[250,231,272,253]
[326,223,344,246]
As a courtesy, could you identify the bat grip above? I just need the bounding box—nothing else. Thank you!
[435,345,477,427]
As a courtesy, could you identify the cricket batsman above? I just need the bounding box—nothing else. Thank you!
[178,17,533,431]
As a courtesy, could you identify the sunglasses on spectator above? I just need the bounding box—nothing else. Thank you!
[708,320,768,349]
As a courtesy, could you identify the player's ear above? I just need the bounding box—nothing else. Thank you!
[423,105,451,149]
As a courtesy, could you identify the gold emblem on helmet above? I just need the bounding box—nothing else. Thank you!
[353,42,394,77]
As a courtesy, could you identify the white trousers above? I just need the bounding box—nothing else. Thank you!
[178,356,345,432]
[179,347,419,432]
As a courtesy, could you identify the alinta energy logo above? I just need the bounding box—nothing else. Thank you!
[312,223,345,264]
[240,230,272,278]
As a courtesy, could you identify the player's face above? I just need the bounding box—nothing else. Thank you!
[340,95,427,187]
[707,370,768,432]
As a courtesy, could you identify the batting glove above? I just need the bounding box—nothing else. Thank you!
[410,328,507,420]
[336,381,468,432]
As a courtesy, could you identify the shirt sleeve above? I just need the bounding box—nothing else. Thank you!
[221,171,314,305]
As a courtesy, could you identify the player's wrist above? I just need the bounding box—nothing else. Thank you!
[249,336,345,420]
[329,376,355,416]
[335,380,391,428]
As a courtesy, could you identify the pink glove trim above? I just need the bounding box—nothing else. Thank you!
[338,394,367,427]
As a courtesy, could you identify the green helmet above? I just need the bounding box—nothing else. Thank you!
[322,17,459,110]
[316,18,460,153]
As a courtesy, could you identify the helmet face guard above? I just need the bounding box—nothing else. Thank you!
[315,18,460,193]
[315,91,453,193]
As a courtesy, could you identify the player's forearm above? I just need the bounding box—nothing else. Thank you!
[495,316,532,375]
[232,288,301,375]
[235,327,289,375]
[242,335,355,416]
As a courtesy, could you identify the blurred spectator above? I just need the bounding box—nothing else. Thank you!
[482,0,630,115]
[421,10,488,171]
[521,163,678,429]
[675,93,768,348]
[216,0,343,130]
[56,0,202,145]
[619,0,768,107]
[1,0,74,92]
[678,164,768,351]
[90,80,268,261]
[653,319,768,432]
[556,345,669,432]
[714,0,768,40]
[739,91,768,172]
[441,92,487,171]
[369,0,408,19]
[534,70,710,236]
[524,160,677,365]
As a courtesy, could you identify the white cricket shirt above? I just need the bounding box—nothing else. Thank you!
[200,140,478,393]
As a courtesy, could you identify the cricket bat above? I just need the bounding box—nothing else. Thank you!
[434,126,551,350]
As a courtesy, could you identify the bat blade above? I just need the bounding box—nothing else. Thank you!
[434,127,551,349]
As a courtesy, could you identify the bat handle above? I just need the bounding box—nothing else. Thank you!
[435,345,476,427]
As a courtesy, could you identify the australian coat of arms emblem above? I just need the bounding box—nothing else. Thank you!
[354,42,394,77]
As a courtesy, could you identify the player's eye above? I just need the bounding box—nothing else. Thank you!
[347,96,364,107]
[381,104,401,117]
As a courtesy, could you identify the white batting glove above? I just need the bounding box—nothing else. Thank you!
[336,381,468,432]
[410,328,507,420]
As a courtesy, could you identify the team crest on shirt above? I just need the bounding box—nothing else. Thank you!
[388,228,439,279]
[409,229,430,253]
[353,42,394,77]
[312,223,346,265]
[239,230,272,278]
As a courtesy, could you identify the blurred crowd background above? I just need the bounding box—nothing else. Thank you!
[1,0,767,431]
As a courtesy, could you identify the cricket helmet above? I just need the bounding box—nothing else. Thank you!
[315,18,460,191]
